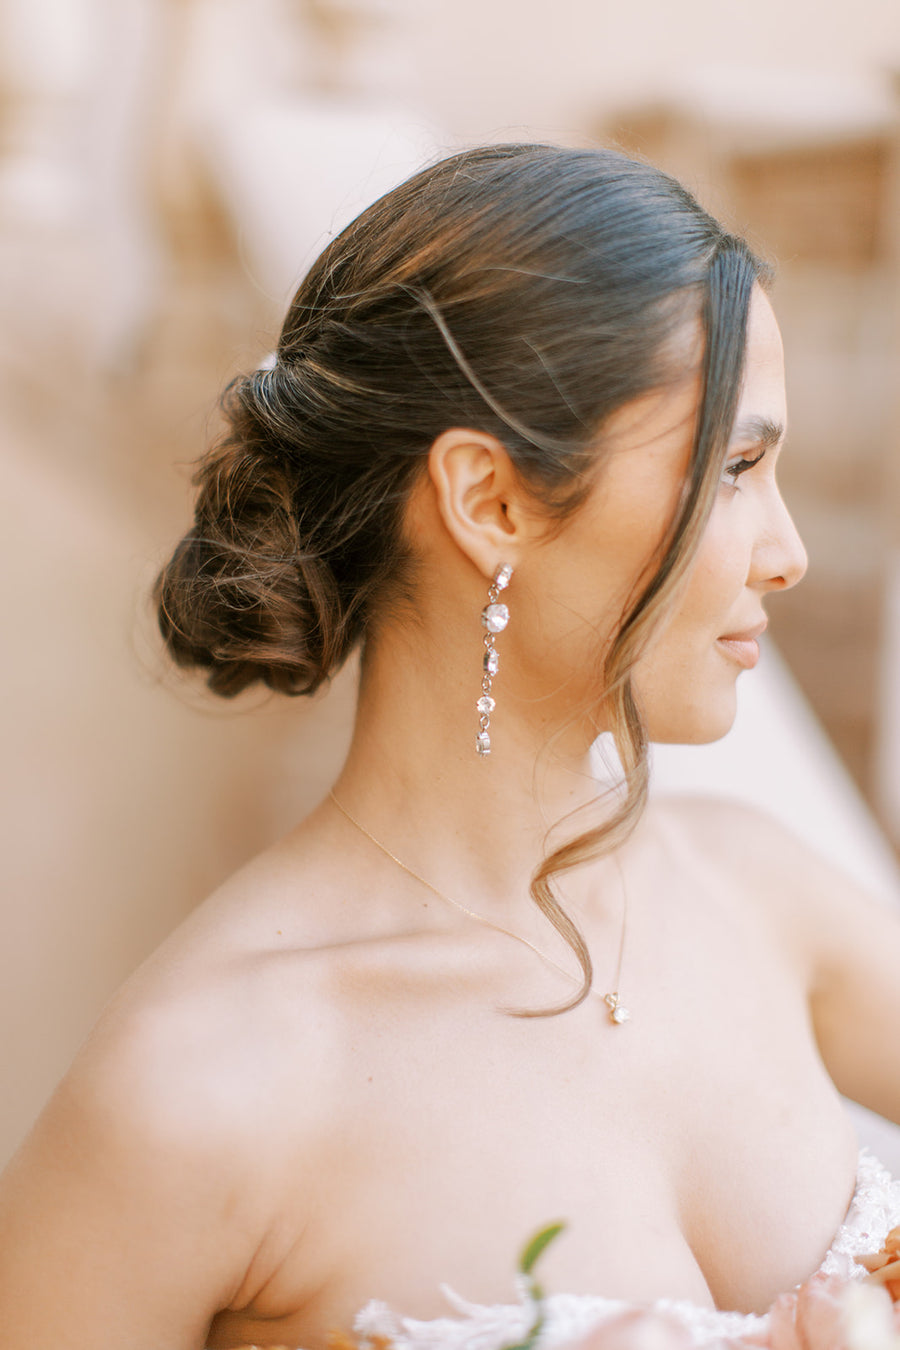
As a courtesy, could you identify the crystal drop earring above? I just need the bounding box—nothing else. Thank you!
[476,564,513,756]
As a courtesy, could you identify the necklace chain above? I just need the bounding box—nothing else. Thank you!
[328,791,631,1025]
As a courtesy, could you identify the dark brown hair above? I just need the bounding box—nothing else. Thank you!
[157,143,767,1012]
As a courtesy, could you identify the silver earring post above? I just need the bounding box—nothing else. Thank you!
[476,564,513,756]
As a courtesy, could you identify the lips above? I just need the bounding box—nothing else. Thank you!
[716,619,767,670]
[718,620,768,644]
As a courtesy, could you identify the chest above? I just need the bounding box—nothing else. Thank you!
[211,884,857,1347]
[322,962,853,1302]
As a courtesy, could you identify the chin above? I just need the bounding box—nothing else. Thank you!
[645,689,739,746]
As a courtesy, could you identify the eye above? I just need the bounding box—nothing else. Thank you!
[722,447,766,487]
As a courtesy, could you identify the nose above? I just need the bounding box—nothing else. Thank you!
[752,487,808,593]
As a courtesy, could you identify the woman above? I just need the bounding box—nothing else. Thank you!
[2,143,899,1350]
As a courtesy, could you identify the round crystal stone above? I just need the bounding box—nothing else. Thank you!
[610,1004,630,1025]
[475,731,491,755]
[482,603,509,634]
[483,648,500,676]
[493,564,513,591]
[476,695,496,714]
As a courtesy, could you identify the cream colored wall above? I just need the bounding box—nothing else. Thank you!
[169,0,900,149]
[353,0,900,140]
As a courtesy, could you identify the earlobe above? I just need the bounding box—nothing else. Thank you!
[427,429,525,576]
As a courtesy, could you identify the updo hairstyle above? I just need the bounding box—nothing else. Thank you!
[156,143,768,1012]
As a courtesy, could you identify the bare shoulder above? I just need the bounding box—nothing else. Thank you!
[65,797,432,1158]
[0,810,398,1345]
[643,791,897,977]
[77,810,389,1152]
[644,792,822,879]
[642,790,875,892]
[31,880,344,1237]
[642,793,841,946]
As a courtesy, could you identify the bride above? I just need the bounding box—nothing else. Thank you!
[2,142,899,1350]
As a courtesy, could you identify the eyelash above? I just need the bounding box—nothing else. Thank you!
[722,448,767,486]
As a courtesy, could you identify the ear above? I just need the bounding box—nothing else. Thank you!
[427,429,536,579]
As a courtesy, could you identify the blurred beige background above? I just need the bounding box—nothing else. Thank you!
[3,0,900,1166]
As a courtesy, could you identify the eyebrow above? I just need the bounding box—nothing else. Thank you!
[730,415,785,449]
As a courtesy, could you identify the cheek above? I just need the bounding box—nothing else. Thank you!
[671,512,749,634]
[633,528,750,743]
[634,512,750,697]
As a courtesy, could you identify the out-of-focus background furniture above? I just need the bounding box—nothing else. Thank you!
[2,0,900,1167]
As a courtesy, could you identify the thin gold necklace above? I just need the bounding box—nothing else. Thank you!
[329,790,631,1025]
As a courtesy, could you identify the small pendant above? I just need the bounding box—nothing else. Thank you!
[604,992,630,1026]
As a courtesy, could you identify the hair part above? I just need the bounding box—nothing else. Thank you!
[155,143,769,1014]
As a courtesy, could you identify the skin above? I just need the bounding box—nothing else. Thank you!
[2,287,900,1350]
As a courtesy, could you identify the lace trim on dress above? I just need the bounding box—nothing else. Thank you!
[817,1149,900,1280]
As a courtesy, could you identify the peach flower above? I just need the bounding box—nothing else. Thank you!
[857,1226,900,1303]
[570,1308,694,1350]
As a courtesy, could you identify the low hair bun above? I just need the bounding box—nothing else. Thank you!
[155,372,350,698]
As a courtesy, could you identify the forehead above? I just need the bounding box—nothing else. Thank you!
[734,288,786,434]
[598,284,785,463]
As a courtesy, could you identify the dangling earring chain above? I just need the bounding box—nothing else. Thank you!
[328,790,631,1025]
[476,563,513,756]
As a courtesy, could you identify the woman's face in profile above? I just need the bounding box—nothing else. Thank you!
[518,286,807,746]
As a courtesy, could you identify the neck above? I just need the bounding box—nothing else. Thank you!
[332,619,613,920]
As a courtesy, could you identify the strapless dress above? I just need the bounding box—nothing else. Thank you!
[347,1150,900,1349]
